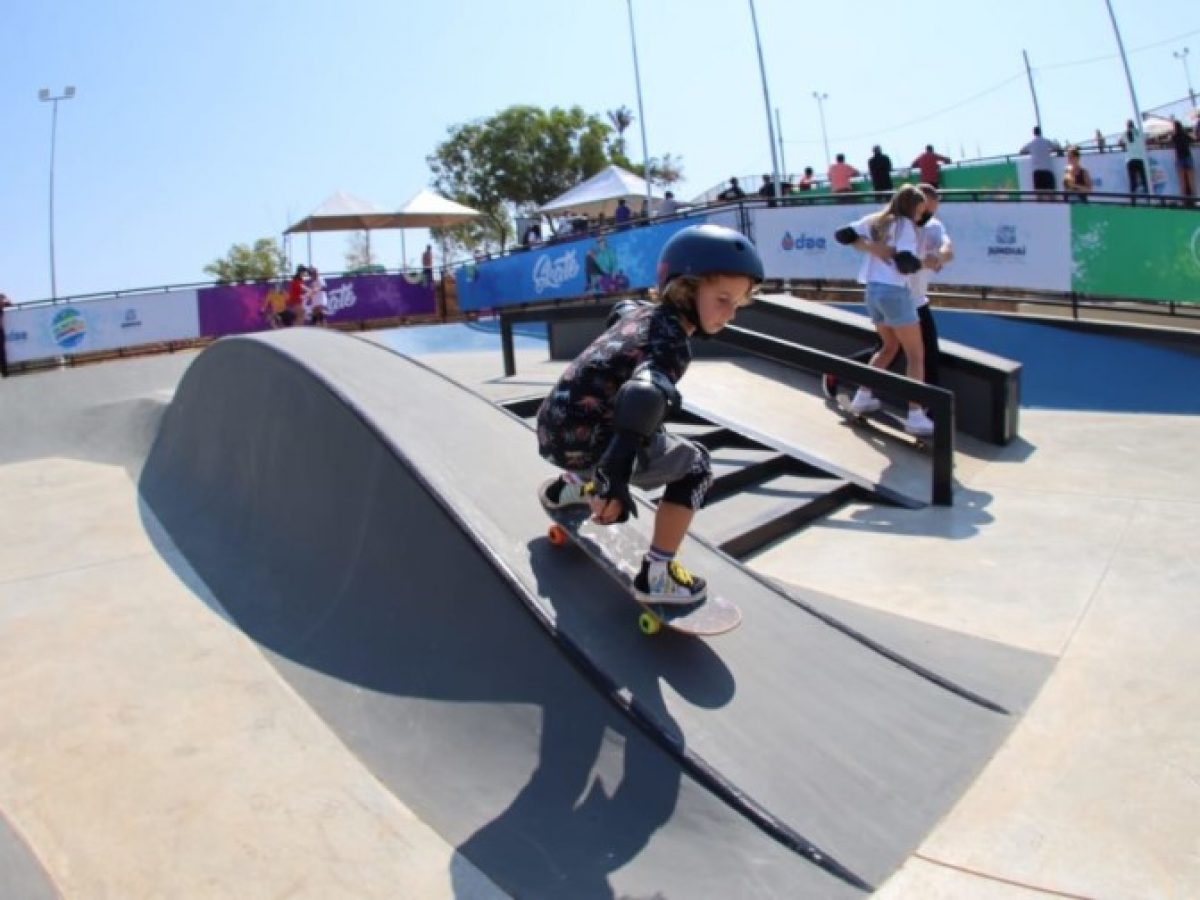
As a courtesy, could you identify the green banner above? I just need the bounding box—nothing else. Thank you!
[1071,205,1200,304]
[942,161,1019,192]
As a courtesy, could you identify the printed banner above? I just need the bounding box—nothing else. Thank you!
[752,205,866,282]
[454,218,698,311]
[4,290,200,364]
[197,273,434,337]
[934,202,1072,292]
[752,201,1073,292]
[1015,147,1195,197]
[1072,205,1200,303]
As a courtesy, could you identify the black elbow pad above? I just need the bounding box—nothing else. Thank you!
[834,226,859,245]
[893,251,922,274]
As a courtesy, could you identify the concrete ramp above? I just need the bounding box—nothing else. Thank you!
[140,329,1019,895]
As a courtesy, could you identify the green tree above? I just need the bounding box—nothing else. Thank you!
[607,105,634,159]
[203,237,287,284]
[427,104,614,255]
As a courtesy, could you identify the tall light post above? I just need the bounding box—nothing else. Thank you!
[1103,1,1144,154]
[39,86,76,301]
[625,0,653,214]
[747,0,782,197]
[1174,47,1196,107]
[812,92,831,168]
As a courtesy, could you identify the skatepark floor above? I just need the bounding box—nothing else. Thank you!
[1,319,1197,899]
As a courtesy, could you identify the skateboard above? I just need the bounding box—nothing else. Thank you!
[832,390,931,451]
[542,503,741,637]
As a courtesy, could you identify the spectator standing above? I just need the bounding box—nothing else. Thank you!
[1121,119,1149,194]
[283,265,307,327]
[717,177,746,201]
[422,245,434,287]
[1062,146,1093,202]
[797,167,815,191]
[1169,119,1195,203]
[757,174,777,198]
[827,154,860,195]
[657,191,680,216]
[0,292,13,377]
[1021,127,1061,200]
[614,198,632,228]
[911,144,952,187]
[1094,129,1107,152]
[306,267,329,326]
[867,145,894,193]
[910,184,953,387]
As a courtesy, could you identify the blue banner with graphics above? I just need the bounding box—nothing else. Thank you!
[454,217,700,311]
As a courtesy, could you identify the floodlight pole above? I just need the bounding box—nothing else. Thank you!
[39,86,76,301]
[1174,47,1196,107]
[625,0,653,214]
[748,0,782,197]
[1022,50,1043,131]
[1103,0,1145,150]
[812,92,831,169]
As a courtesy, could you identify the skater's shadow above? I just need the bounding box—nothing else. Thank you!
[454,538,738,898]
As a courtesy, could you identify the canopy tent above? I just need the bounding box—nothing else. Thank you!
[396,189,482,228]
[285,190,406,234]
[538,164,659,218]
[283,189,481,269]
[394,189,482,263]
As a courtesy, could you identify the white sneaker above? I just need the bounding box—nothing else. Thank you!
[635,558,708,606]
[904,408,934,437]
[848,388,881,415]
[538,475,592,509]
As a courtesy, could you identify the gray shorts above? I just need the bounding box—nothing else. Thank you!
[629,430,705,491]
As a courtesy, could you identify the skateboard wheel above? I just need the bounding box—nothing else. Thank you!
[547,524,569,547]
[638,612,662,635]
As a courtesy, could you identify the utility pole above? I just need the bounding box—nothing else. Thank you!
[747,0,782,198]
[1022,50,1042,131]
[38,86,76,301]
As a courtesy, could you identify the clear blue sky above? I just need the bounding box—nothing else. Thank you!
[2,0,1197,303]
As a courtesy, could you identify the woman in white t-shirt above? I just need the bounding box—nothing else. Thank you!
[833,184,933,436]
[305,267,328,326]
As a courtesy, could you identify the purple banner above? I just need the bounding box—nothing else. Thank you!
[197,273,435,337]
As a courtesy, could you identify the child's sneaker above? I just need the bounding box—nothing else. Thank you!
[634,558,708,606]
[538,474,592,509]
[848,388,881,415]
[904,407,934,437]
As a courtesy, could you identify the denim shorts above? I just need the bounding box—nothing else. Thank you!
[864,282,918,327]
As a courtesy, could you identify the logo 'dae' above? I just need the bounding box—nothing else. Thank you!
[533,250,581,294]
[781,231,826,252]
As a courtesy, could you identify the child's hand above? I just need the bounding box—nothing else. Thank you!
[589,495,624,525]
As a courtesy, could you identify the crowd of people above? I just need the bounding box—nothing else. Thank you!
[261,265,328,328]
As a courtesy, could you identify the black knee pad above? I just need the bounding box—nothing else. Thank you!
[661,444,712,510]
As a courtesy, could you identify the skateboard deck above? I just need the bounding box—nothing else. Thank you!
[542,503,741,637]
[833,391,930,450]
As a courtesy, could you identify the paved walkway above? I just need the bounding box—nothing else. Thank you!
[1,320,1197,897]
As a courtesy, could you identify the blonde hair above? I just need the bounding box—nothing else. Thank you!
[659,273,757,312]
[867,184,925,242]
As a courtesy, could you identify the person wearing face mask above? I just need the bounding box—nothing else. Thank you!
[536,225,763,606]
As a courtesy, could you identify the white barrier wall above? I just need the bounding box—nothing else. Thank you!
[4,290,201,364]
[752,202,1073,293]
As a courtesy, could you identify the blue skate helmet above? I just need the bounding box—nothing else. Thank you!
[655,223,764,293]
